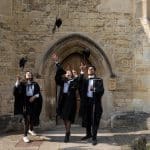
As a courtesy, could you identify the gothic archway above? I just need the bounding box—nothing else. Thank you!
[35,33,115,127]
[36,33,115,77]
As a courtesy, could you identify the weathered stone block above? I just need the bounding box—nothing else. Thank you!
[111,111,150,130]
[99,0,132,13]
[0,115,23,133]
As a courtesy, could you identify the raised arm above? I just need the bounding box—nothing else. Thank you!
[52,53,66,86]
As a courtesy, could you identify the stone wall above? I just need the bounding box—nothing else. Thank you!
[0,0,15,115]
[132,0,150,113]
[0,0,149,128]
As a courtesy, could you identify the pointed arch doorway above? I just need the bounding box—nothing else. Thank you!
[36,33,115,128]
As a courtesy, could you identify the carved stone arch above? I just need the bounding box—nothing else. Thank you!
[35,33,115,127]
[36,33,115,78]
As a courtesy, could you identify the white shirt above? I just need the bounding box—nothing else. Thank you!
[26,83,39,97]
[15,80,20,87]
[87,79,94,98]
[63,80,72,93]
[87,75,95,98]
[15,80,39,97]
[26,84,35,96]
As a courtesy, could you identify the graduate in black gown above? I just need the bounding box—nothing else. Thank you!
[52,54,78,142]
[13,71,42,143]
[79,63,104,145]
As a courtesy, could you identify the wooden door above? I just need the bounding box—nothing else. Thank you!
[62,53,89,76]
[57,53,90,124]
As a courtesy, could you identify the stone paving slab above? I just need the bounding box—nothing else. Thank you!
[1,125,150,150]
[15,139,43,148]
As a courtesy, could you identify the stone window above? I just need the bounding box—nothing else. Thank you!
[136,0,150,20]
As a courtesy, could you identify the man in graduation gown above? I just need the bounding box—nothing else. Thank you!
[79,64,104,145]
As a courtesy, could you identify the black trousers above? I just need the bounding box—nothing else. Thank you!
[24,114,33,136]
[86,98,101,140]
[23,96,34,136]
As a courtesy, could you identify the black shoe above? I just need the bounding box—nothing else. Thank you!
[64,132,70,143]
[81,135,92,140]
[92,139,97,145]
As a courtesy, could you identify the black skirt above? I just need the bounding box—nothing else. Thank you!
[59,93,76,123]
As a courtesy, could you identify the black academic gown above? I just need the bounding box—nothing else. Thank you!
[27,81,43,126]
[13,82,25,115]
[13,81,43,126]
[55,63,78,123]
[79,74,104,127]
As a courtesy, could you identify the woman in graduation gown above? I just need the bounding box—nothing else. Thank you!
[13,72,42,143]
[52,54,78,143]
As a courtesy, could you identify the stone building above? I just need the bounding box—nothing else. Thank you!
[0,0,150,130]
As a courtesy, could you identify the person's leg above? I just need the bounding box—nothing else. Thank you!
[66,120,71,133]
[28,115,37,136]
[64,120,71,142]
[63,120,67,130]
[29,116,33,131]
[23,115,30,143]
[24,115,29,136]
[92,112,102,145]
[81,101,92,140]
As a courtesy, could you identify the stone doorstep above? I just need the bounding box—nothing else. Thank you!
[2,129,150,150]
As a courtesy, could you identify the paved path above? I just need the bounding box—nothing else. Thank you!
[0,125,150,150]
